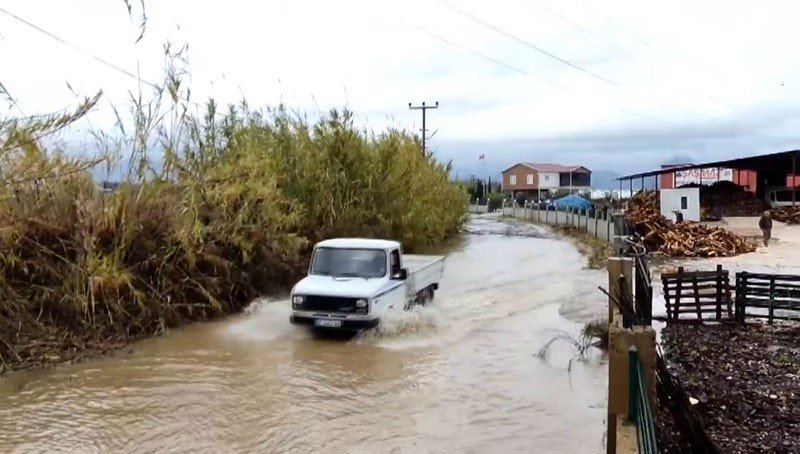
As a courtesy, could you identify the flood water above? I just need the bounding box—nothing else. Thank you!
[0,216,608,454]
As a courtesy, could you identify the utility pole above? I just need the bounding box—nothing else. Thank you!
[408,101,439,154]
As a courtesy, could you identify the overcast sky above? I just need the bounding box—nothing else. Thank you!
[2,0,799,179]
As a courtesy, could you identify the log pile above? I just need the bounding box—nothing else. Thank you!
[626,191,756,257]
[772,206,800,225]
[686,181,767,220]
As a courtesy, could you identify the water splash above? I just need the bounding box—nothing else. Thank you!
[360,305,443,340]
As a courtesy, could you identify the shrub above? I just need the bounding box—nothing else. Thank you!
[0,99,467,372]
[487,192,504,212]
[582,318,609,349]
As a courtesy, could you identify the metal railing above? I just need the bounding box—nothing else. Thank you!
[628,347,658,454]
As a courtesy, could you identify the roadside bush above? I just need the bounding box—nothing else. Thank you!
[487,192,504,212]
[582,318,609,349]
[0,99,467,373]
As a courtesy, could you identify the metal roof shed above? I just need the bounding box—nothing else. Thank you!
[615,149,800,199]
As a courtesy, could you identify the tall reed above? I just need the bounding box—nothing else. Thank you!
[0,64,467,373]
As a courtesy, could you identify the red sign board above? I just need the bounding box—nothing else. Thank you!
[674,168,733,186]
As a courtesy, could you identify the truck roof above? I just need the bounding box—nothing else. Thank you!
[315,238,401,250]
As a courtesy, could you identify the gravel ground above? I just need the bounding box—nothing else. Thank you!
[660,323,800,453]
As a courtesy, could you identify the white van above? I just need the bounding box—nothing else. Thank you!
[766,186,799,208]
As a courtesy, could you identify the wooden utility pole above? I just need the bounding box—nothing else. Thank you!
[408,101,438,154]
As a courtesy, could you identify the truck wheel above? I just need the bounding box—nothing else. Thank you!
[420,286,434,306]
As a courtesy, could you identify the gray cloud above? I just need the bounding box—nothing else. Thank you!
[436,103,800,179]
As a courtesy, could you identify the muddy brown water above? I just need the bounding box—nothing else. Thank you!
[0,216,608,454]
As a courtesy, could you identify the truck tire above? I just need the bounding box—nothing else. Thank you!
[420,286,434,306]
[407,286,435,310]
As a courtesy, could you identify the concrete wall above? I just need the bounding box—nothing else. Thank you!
[468,203,489,214]
[501,202,617,243]
[660,187,700,222]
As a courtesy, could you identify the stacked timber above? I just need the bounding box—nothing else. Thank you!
[772,206,800,225]
[626,191,756,257]
[680,181,768,220]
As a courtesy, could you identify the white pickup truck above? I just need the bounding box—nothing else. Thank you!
[289,238,445,331]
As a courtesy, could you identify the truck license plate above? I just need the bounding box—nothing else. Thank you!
[314,319,342,328]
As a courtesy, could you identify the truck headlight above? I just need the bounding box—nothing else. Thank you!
[355,298,368,314]
[292,295,305,309]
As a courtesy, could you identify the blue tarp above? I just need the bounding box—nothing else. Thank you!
[554,194,593,210]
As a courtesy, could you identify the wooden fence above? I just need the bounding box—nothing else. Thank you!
[661,265,733,324]
[735,272,800,324]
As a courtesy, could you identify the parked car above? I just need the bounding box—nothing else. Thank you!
[766,186,800,208]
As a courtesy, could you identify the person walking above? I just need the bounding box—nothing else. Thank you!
[759,210,772,247]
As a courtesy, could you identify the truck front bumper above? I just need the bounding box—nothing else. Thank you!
[290,314,380,331]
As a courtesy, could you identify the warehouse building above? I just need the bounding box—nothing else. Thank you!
[617,149,800,222]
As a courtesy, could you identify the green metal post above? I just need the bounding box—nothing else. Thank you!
[628,347,639,424]
[769,276,775,324]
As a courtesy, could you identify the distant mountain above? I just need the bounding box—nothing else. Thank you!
[663,154,695,166]
[591,170,622,190]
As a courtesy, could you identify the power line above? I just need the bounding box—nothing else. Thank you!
[573,0,650,47]
[440,0,619,87]
[437,2,733,122]
[533,0,634,59]
[545,0,733,111]
[569,2,735,110]
[0,6,221,119]
[416,27,661,123]
[416,27,566,91]
[0,6,155,90]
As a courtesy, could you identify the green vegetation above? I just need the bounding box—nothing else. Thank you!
[487,192,504,211]
[551,225,611,269]
[0,58,467,373]
[582,318,609,350]
[463,178,501,205]
[536,329,596,373]
[535,318,608,375]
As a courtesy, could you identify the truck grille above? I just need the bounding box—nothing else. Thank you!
[302,295,358,313]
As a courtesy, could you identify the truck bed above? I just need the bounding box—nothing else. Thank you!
[404,254,445,297]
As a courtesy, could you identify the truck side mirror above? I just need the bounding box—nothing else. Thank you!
[394,268,408,280]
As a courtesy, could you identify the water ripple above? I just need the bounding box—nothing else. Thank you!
[0,217,607,454]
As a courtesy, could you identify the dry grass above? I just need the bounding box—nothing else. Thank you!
[0,61,467,374]
[581,318,609,349]
[551,225,612,269]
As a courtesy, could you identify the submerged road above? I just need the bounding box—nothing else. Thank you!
[0,216,608,454]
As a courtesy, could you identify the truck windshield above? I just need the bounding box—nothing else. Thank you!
[310,248,387,278]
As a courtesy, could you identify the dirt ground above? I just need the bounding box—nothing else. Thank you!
[660,324,800,454]
[651,220,800,452]
[706,217,800,268]
[651,218,800,318]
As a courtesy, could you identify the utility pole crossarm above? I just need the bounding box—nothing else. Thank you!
[408,101,439,154]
